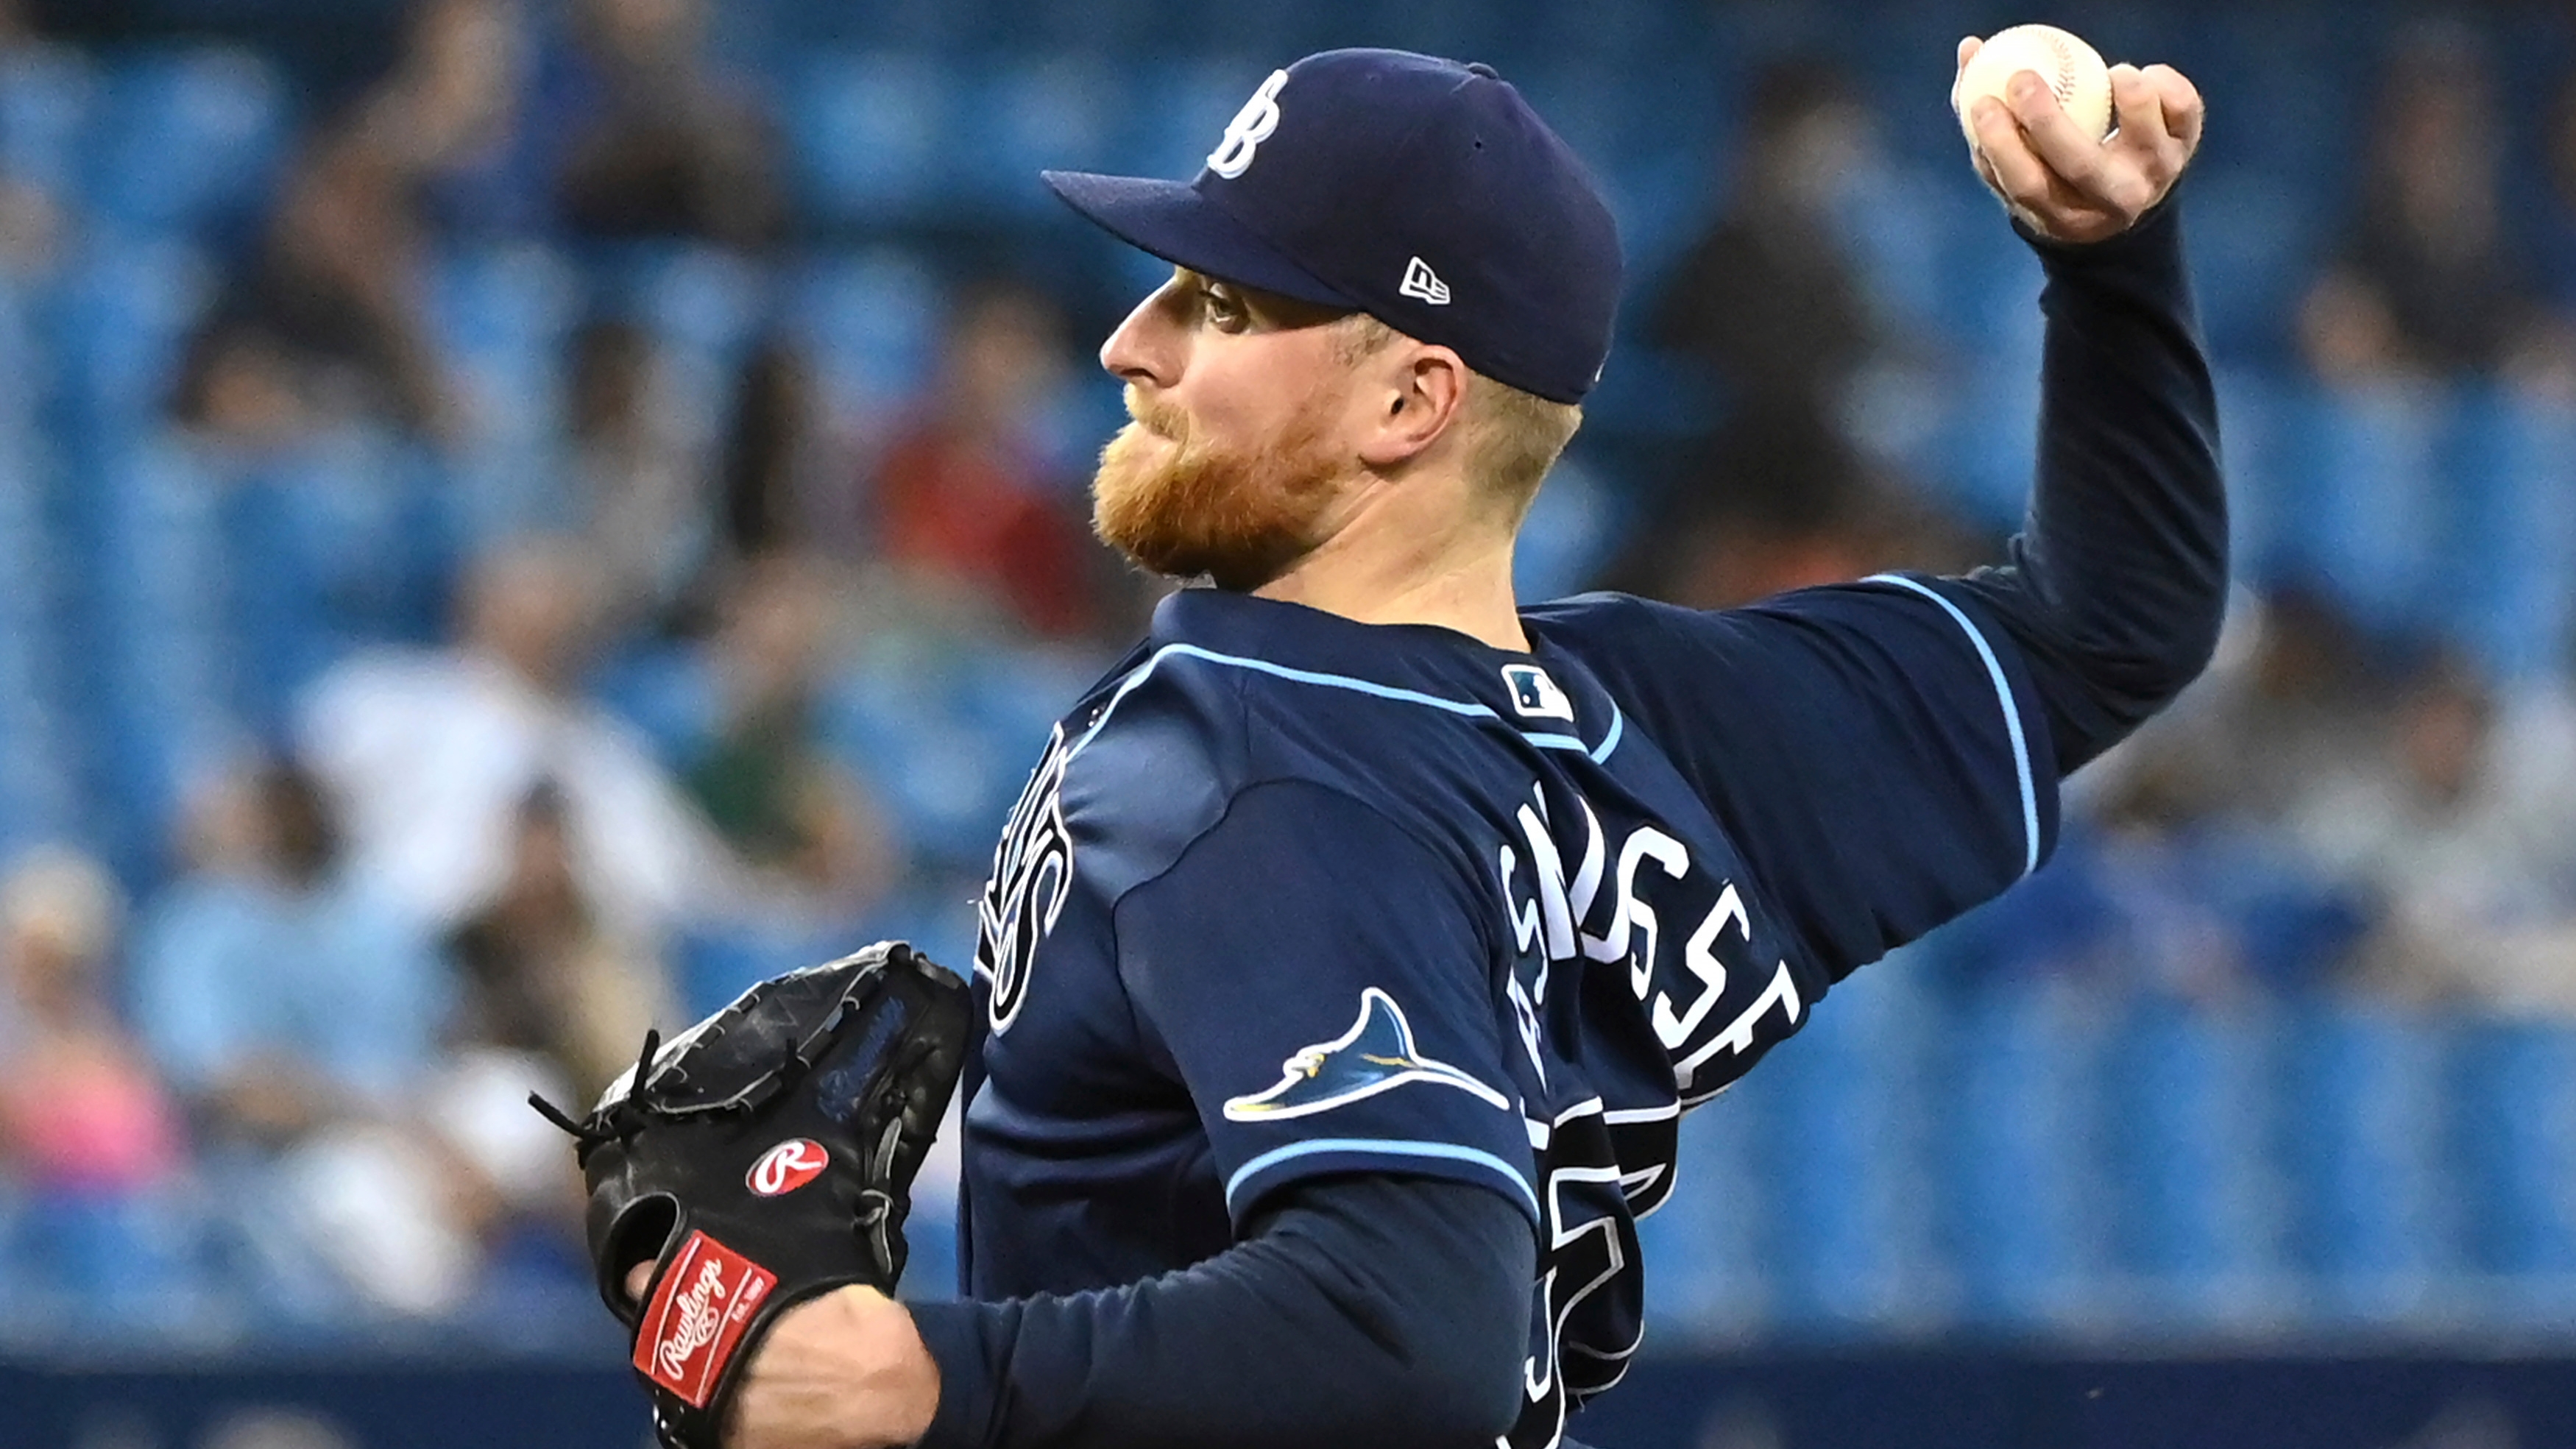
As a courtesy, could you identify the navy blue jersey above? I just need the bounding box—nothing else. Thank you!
[962,574,2056,1449]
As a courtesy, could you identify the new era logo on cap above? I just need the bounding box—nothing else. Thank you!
[1399,257,1451,305]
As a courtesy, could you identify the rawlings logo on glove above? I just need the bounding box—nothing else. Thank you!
[748,1140,829,1197]
[637,1233,776,1405]
[532,941,971,1449]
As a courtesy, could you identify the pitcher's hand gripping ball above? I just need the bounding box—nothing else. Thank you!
[1953,23,2114,146]
[531,941,972,1449]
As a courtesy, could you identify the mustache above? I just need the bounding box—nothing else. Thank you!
[1122,386,1190,442]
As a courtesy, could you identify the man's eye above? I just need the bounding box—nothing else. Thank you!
[1200,286,1248,328]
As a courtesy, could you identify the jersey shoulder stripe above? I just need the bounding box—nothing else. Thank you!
[1861,573,2039,877]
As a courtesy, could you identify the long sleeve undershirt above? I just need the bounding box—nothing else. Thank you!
[910,1174,1535,1449]
[1953,194,2229,773]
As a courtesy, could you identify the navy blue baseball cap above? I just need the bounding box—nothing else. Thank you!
[1041,49,1624,405]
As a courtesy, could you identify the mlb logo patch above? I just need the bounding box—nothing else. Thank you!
[1501,665,1574,722]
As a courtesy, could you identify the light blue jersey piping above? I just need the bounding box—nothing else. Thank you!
[1864,573,2041,876]
[1225,1137,1541,1220]
[1069,641,1625,765]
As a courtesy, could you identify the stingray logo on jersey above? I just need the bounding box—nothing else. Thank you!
[1502,664,1574,722]
[746,1138,828,1197]
[1223,987,1512,1122]
[977,723,1075,1033]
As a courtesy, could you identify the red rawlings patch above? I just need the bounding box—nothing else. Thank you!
[747,1138,829,1197]
[634,1231,778,1408]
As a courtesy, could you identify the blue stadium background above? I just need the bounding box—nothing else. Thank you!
[7,0,2576,1445]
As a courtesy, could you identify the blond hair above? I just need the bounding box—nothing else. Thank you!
[1334,314,1582,520]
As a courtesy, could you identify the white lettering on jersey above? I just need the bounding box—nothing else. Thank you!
[975,723,1075,1033]
[1493,776,1808,1449]
[1206,69,1288,179]
[1497,782,1802,1097]
[1655,881,1747,1049]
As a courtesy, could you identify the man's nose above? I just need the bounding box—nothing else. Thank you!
[1100,283,1184,389]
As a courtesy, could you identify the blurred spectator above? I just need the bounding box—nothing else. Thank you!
[0,848,195,1322]
[361,0,534,206]
[0,0,64,277]
[2289,646,2576,1013]
[295,536,745,934]
[716,333,833,567]
[681,553,894,917]
[551,0,785,248]
[131,757,442,1151]
[1632,59,1941,579]
[2082,585,2382,831]
[434,781,679,1298]
[1604,408,1981,606]
[180,0,541,444]
[127,760,478,1322]
[189,124,459,439]
[170,325,321,456]
[565,316,709,631]
[869,280,1103,638]
[379,0,550,239]
[2298,33,2559,386]
[0,848,183,1205]
[2550,75,2576,296]
[445,779,674,1100]
[1646,59,1888,434]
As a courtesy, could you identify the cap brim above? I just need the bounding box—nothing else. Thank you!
[1041,171,1356,311]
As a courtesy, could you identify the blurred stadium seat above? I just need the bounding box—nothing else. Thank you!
[1755,964,1945,1332]
[1939,987,2102,1331]
[2442,391,2576,682]
[2183,165,2321,367]
[47,236,213,447]
[2279,1001,2454,1325]
[2281,383,2448,637]
[2449,1020,2576,1291]
[787,247,944,414]
[0,42,93,205]
[2099,1002,2289,1328]
[958,57,1122,212]
[83,47,289,241]
[790,52,955,224]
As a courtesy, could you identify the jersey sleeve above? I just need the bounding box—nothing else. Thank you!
[1530,581,2060,978]
[1112,779,1538,1230]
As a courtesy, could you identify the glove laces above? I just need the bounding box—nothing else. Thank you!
[528,1027,664,1153]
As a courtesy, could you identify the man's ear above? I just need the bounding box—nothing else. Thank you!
[1357,346,1468,470]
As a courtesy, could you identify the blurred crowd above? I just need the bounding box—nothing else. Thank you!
[0,0,1142,1342]
[1624,21,2576,1022]
[3,0,2576,1346]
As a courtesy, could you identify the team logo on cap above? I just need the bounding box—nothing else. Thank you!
[1207,68,1288,179]
[1399,257,1452,306]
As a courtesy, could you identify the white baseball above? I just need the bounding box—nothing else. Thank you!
[1953,24,2114,149]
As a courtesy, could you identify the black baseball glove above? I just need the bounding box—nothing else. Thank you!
[531,940,972,1449]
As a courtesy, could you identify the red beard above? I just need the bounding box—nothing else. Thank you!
[1091,388,1349,592]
